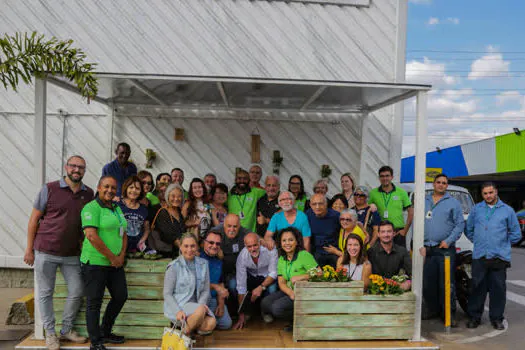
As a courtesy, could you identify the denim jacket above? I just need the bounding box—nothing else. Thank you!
[163,256,210,321]
[465,199,521,262]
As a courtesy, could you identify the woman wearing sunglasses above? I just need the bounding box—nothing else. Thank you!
[323,209,368,258]
[352,186,381,248]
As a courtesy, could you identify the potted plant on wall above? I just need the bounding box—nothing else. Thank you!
[272,150,283,175]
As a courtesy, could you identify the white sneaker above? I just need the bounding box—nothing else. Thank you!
[45,332,60,350]
[61,329,88,343]
[262,313,274,323]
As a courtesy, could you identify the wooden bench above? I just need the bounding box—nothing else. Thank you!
[54,259,171,339]
[293,281,415,341]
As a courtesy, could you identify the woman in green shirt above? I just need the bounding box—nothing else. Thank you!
[288,175,309,212]
[80,176,128,348]
[260,226,317,332]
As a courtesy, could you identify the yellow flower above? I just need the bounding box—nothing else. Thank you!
[380,287,385,291]
[323,271,330,278]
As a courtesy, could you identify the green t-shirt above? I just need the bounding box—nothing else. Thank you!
[277,250,318,288]
[368,184,411,229]
[294,195,308,212]
[227,187,266,232]
[146,192,160,206]
[80,199,127,266]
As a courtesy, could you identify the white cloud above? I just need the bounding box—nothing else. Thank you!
[427,17,439,26]
[406,58,458,86]
[442,89,473,100]
[446,17,460,25]
[496,91,522,105]
[427,96,477,114]
[468,48,510,80]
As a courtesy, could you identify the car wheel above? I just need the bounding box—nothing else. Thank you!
[455,268,470,314]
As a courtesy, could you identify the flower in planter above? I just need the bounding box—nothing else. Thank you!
[307,265,350,282]
[369,274,406,295]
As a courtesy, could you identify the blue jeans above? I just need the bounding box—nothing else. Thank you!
[422,246,456,316]
[207,297,232,330]
[34,251,83,334]
[468,258,507,322]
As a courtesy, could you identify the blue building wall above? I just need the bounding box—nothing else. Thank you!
[401,146,469,183]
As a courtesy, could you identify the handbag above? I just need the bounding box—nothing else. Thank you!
[161,320,194,350]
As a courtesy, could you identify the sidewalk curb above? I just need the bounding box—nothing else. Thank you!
[6,292,34,325]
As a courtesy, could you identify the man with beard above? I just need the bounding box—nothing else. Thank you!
[227,169,266,232]
[465,182,521,330]
[25,155,94,350]
[256,176,281,237]
[264,191,311,251]
[102,142,137,199]
[233,233,278,329]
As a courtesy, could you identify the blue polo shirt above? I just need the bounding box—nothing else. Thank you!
[267,211,311,238]
[200,249,223,298]
[101,159,137,197]
[424,193,464,247]
[306,208,340,254]
[465,199,521,262]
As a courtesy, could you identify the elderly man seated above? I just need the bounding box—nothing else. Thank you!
[210,214,251,298]
[233,233,278,329]
[367,220,412,290]
[264,191,311,251]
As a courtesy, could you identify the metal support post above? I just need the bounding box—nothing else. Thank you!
[412,91,428,341]
[33,77,47,340]
[444,255,452,332]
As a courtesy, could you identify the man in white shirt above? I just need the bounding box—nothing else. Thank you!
[233,233,278,329]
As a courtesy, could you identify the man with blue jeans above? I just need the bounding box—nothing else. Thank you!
[421,174,464,327]
[25,155,94,350]
[234,233,278,329]
[200,231,232,330]
[465,182,521,330]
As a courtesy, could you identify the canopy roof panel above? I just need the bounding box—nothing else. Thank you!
[49,74,431,114]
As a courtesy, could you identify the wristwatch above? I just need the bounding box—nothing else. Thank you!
[261,285,267,291]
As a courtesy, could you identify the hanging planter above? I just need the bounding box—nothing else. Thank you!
[145,148,157,169]
[272,150,283,175]
[320,164,332,178]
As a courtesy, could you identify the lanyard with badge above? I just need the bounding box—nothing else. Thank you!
[112,206,125,237]
[425,197,440,220]
[484,205,497,231]
[286,259,294,281]
[236,194,247,219]
[382,191,393,219]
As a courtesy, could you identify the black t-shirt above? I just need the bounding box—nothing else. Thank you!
[256,194,281,237]
[210,224,250,277]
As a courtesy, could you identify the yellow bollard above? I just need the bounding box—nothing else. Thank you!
[444,255,451,332]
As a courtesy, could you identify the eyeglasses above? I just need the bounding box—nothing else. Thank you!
[354,193,367,198]
[142,181,153,186]
[279,197,293,202]
[340,218,353,222]
[67,164,86,170]
[310,202,325,207]
[205,240,221,246]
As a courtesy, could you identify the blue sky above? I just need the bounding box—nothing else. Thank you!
[402,0,525,156]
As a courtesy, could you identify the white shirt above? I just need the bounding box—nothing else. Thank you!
[236,245,278,295]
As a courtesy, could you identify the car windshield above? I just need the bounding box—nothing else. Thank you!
[425,189,474,214]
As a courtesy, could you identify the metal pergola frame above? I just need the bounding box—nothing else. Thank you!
[32,74,430,343]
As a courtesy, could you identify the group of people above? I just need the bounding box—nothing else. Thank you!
[24,141,521,350]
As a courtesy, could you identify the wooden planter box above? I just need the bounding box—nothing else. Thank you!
[54,259,171,339]
[293,281,415,341]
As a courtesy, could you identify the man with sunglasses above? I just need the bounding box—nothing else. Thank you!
[25,155,94,350]
[421,174,464,327]
[368,165,413,249]
[200,230,233,330]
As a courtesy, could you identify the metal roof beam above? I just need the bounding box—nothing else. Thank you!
[300,86,327,110]
[365,90,419,113]
[128,79,168,106]
[47,76,109,105]
[216,82,229,107]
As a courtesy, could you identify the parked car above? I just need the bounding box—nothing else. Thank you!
[400,183,474,313]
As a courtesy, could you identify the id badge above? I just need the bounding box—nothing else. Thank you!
[119,227,124,237]
[425,211,432,219]
[232,243,239,253]
[383,210,389,219]
[239,211,245,220]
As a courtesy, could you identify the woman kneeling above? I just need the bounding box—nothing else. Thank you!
[163,233,216,335]
[261,226,317,331]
